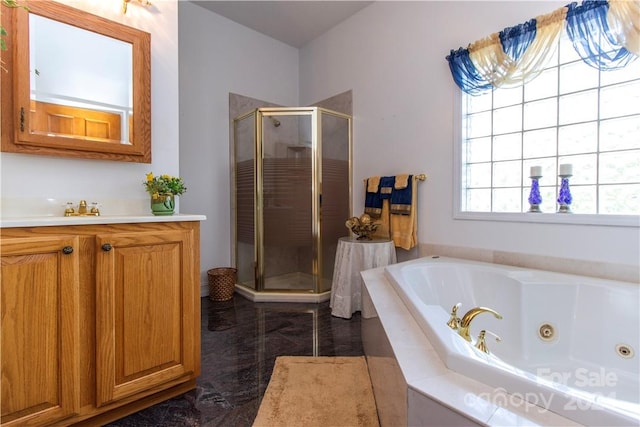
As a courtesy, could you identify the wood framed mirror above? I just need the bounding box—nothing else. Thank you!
[1,0,151,163]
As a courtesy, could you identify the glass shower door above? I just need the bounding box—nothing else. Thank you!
[260,112,315,292]
[234,112,256,290]
[320,110,351,292]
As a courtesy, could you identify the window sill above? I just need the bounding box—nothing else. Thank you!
[454,211,640,227]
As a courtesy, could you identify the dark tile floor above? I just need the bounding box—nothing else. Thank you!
[106,295,364,426]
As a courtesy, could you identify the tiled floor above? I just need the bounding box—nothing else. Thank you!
[106,294,364,426]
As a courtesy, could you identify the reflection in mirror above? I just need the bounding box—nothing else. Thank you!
[0,1,151,163]
[29,14,133,144]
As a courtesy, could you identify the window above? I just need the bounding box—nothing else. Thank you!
[460,33,640,218]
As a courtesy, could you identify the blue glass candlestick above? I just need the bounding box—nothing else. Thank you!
[557,175,573,213]
[527,175,542,213]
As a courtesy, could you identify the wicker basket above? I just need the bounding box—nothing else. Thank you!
[207,267,237,301]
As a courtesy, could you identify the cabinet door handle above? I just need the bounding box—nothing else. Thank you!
[101,243,113,252]
[62,246,74,254]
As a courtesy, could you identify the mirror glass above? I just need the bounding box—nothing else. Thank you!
[30,14,133,144]
[0,1,151,163]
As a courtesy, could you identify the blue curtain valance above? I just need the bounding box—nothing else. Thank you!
[446,0,640,95]
[566,0,635,69]
[446,48,494,96]
[500,18,537,62]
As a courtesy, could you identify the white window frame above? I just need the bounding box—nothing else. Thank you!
[453,88,640,228]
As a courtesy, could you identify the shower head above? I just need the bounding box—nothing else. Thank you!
[269,117,281,127]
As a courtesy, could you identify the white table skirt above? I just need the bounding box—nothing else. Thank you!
[330,237,397,318]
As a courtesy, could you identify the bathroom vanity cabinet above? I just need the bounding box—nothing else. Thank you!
[0,220,201,426]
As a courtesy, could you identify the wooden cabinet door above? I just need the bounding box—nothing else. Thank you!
[1,235,80,426]
[30,100,123,141]
[94,229,197,406]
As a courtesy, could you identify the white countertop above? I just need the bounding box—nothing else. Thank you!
[0,214,206,228]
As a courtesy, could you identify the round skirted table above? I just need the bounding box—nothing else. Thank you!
[330,237,397,319]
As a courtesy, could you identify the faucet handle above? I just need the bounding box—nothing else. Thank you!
[447,303,461,330]
[90,202,101,215]
[63,202,75,216]
[475,329,501,354]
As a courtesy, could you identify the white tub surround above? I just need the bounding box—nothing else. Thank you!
[362,267,579,426]
[362,257,639,426]
[418,243,639,285]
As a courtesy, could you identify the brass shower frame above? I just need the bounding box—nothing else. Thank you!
[232,106,353,294]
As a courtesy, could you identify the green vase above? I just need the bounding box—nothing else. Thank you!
[150,193,175,216]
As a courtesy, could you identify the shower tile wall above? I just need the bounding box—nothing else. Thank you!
[312,90,353,116]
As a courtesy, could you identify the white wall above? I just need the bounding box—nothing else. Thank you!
[177,2,299,288]
[0,0,179,213]
[4,1,635,289]
[299,1,640,268]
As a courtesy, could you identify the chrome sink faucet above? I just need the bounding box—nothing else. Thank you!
[458,307,502,342]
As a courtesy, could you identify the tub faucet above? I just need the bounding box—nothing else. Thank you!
[447,303,461,330]
[459,307,502,342]
[475,329,501,354]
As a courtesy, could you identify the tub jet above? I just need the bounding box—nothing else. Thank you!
[538,323,556,341]
[616,344,634,359]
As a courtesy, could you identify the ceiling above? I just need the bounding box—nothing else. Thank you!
[190,1,373,48]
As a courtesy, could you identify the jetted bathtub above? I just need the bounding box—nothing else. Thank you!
[384,256,639,426]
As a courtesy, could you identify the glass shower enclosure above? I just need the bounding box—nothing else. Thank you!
[232,107,352,299]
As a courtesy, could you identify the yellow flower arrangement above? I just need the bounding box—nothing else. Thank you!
[143,172,187,198]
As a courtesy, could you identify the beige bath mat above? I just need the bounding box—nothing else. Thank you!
[253,356,380,427]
